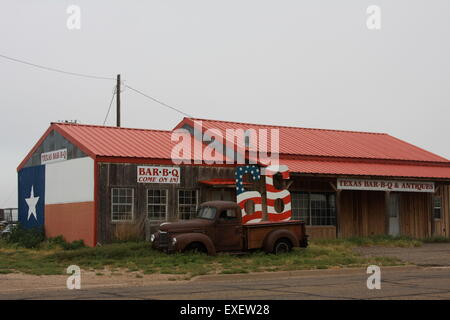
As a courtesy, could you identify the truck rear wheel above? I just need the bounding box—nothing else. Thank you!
[273,238,292,254]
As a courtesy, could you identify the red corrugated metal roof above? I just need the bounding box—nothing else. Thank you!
[177,118,449,163]
[54,123,176,159]
[18,119,450,180]
[279,159,450,179]
[53,122,238,163]
[18,122,232,170]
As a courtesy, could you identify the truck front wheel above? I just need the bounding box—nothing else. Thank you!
[273,238,292,254]
[183,242,207,254]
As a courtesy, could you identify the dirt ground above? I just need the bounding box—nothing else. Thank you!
[0,269,190,294]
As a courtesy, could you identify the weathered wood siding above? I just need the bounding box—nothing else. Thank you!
[399,192,432,238]
[97,162,236,243]
[96,163,447,243]
[338,190,436,238]
[306,226,336,239]
[339,190,386,237]
[23,129,87,168]
[432,185,450,237]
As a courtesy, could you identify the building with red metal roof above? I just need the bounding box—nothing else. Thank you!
[16,118,450,246]
[176,117,450,179]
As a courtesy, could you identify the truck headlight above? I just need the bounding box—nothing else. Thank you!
[150,234,155,242]
[172,237,177,246]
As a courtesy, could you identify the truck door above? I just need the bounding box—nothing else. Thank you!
[215,208,243,251]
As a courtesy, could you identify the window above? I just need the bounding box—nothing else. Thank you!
[433,197,442,220]
[219,209,237,220]
[147,189,168,220]
[197,206,216,220]
[291,193,310,224]
[178,190,198,220]
[291,192,336,226]
[311,193,336,226]
[111,188,134,221]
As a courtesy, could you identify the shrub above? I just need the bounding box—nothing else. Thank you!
[46,235,66,248]
[7,224,45,248]
[46,235,86,250]
[62,239,86,250]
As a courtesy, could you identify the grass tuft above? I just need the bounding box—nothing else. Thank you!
[422,236,450,243]
[314,235,422,248]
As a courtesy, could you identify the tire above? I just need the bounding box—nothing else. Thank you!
[183,242,207,254]
[273,238,292,254]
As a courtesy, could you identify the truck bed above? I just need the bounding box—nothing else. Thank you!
[243,220,303,250]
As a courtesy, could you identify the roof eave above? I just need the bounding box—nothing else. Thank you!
[16,123,97,172]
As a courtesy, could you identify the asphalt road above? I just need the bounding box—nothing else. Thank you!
[2,266,450,300]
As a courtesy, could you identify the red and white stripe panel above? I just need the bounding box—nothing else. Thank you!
[263,165,292,222]
[238,191,263,224]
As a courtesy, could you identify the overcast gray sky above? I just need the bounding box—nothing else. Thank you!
[1,0,449,208]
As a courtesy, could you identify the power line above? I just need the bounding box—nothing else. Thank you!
[0,53,116,81]
[103,89,116,125]
[1,188,16,208]
[125,84,193,118]
[0,52,195,119]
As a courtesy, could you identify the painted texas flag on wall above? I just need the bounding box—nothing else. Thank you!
[17,158,95,246]
[18,165,46,228]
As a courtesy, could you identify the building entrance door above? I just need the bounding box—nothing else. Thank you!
[389,193,400,236]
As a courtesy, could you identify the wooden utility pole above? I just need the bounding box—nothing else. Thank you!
[116,74,121,127]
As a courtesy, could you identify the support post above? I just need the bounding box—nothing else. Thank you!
[385,191,390,234]
[336,189,341,238]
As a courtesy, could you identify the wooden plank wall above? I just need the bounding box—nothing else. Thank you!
[339,190,435,239]
[306,226,336,239]
[97,162,236,243]
[339,190,386,238]
[399,192,431,238]
[433,185,450,237]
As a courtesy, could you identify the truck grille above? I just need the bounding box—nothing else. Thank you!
[158,231,169,247]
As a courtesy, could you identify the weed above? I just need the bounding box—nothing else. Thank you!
[7,224,44,248]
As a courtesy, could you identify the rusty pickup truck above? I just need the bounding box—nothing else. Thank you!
[151,201,308,255]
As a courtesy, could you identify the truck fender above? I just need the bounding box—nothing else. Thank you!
[262,229,299,253]
[174,233,216,256]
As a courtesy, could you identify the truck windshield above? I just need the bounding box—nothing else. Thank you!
[197,207,216,220]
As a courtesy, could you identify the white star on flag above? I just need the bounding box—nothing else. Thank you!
[25,185,39,221]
